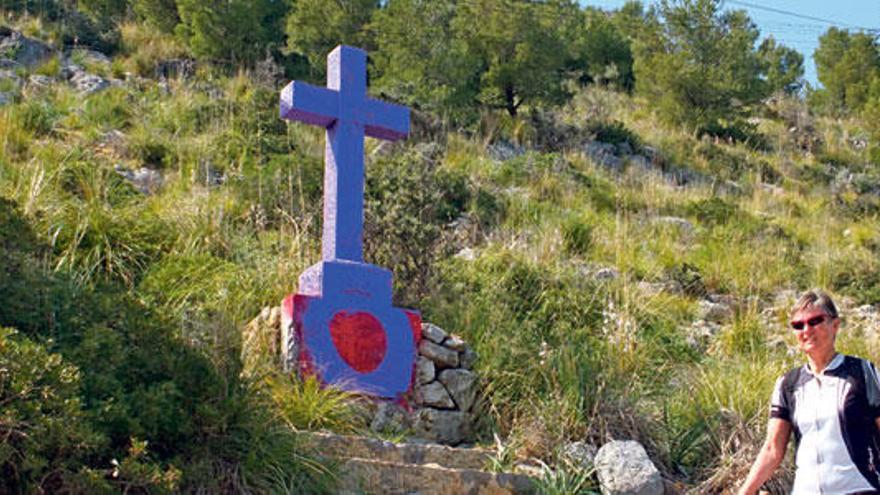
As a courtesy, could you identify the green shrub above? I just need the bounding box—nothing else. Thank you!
[0,327,103,493]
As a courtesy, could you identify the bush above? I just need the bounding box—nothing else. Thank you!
[0,327,103,493]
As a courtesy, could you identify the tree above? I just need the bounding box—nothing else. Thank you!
[285,0,378,79]
[371,0,480,118]
[452,0,572,116]
[813,28,880,114]
[577,7,634,90]
[133,0,180,33]
[758,36,804,95]
[632,0,769,132]
[176,0,288,65]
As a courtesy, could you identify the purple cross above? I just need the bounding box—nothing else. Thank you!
[280,45,409,262]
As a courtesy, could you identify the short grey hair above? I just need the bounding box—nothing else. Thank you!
[792,289,839,319]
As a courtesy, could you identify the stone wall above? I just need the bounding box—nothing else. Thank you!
[243,308,480,445]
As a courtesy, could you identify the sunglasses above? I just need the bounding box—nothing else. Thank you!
[790,315,830,331]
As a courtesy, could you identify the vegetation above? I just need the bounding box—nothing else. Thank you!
[0,0,879,493]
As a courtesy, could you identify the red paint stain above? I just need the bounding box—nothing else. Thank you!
[329,311,387,373]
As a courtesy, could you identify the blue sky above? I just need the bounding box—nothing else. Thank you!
[581,0,880,87]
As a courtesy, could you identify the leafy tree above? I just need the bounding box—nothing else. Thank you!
[813,27,880,113]
[633,0,768,132]
[133,0,180,33]
[758,36,804,95]
[577,7,634,90]
[452,0,572,116]
[371,0,480,118]
[176,0,288,65]
[285,0,378,79]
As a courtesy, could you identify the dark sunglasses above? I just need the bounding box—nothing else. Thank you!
[790,315,830,331]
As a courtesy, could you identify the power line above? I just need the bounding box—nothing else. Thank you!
[722,0,877,32]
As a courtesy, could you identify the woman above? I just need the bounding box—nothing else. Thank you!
[739,289,880,495]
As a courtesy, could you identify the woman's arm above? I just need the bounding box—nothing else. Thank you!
[737,418,791,495]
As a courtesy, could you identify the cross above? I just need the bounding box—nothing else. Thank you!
[280,45,409,263]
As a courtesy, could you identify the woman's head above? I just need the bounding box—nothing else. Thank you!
[790,289,840,361]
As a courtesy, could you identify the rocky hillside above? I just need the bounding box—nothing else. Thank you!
[1,15,879,494]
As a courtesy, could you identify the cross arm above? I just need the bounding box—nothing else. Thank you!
[363,98,410,141]
[280,81,339,128]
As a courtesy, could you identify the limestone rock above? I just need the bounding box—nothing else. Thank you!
[422,322,448,344]
[0,31,52,68]
[71,72,109,95]
[72,49,110,65]
[420,340,459,368]
[594,440,664,495]
[561,441,598,469]
[115,165,163,194]
[488,140,525,161]
[444,334,467,351]
[0,92,13,106]
[653,216,695,235]
[583,141,622,171]
[370,401,410,434]
[413,409,471,445]
[0,69,22,88]
[594,267,619,281]
[416,356,435,385]
[460,346,478,370]
[27,74,53,88]
[698,300,733,323]
[439,369,478,412]
[685,320,721,352]
[416,381,455,409]
[454,247,477,261]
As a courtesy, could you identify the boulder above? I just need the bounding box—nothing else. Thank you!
[422,322,448,344]
[0,31,52,68]
[370,401,410,434]
[415,356,435,385]
[560,441,598,469]
[438,369,478,412]
[594,267,619,281]
[460,347,478,370]
[488,140,525,161]
[115,165,163,194]
[71,72,109,95]
[27,74,53,88]
[0,92,13,106]
[443,334,467,351]
[698,300,734,324]
[419,340,459,369]
[594,440,664,495]
[583,141,622,171]
[416,381,455,409]
[412,409,471,446]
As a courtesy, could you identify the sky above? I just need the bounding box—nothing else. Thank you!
[581,0,880,88]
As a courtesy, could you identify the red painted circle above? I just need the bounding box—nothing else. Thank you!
[329,311,387,373]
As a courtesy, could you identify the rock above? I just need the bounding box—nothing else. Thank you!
[71,72,109,95]
[460,347,478,370]
[416,381,455,409]
[594,267,619,281]
[637,280,682,298]
[422,323,448,344]
[370,401,410,434]
[685,320,722,351]
[412,409,471,445]
[60,61,84,80]
[0,69,22,88]
[653,216,695,235]
[488,140,525,161]
[0,92,13,106]
[628,155,653,174]
[438,369,478,412]
[0,31,52,68]
[594,440,664,495]
[155,58,195,80]
[115,165,164,194]
[583,141,622,171]
[71,48,110,65]
[616,141,633,156]
[416,356,435,385]
[99,130,127,156]
[561,441,598,469]
[27,74,53,88]
[454,247,476,261]
[420,340,460,368]
[698,300,733,323]
[443,334,467,351]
